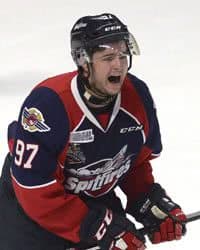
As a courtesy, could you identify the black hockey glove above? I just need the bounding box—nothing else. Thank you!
[79,205,146,250]
[128,183,186,244]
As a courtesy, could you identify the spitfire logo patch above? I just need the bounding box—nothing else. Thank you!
[21,107,51,132]
[64,145,134,197]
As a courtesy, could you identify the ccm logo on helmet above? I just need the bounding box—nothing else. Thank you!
[105,25,121,32]
[120,125,143,133]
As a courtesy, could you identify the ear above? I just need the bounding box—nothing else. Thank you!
[82,63,90,78]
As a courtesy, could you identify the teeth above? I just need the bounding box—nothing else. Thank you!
[108,76,121,83]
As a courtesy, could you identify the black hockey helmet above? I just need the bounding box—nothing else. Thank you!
[70,13,140,67]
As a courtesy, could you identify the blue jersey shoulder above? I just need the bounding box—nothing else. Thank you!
[11,86,70,186]
[18,86,69,154]
[127,73,155,112]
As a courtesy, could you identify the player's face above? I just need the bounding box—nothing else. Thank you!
[88,41,129,96]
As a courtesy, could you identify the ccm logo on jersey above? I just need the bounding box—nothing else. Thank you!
[120,125,143,133]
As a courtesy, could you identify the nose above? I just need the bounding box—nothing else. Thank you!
[111,55,121,69]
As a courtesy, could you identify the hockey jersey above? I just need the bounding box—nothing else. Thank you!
[9,71,162,242]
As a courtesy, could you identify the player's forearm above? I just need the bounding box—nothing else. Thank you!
[120,160,154,208]
[11,175,89,243]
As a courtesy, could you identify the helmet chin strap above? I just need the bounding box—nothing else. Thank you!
[81,66,117,108]
[83,79,117,108]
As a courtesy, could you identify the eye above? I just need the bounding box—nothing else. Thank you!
[118,51,129,60]
[118,54,127,60]
[102,55,115,61]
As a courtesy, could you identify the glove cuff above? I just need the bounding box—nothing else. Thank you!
[127,183,180,225]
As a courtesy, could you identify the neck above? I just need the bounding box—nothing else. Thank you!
[78,75,117,109]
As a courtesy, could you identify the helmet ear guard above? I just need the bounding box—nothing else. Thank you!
[70,13,140,68]
[127,33,140,56]
[71,48,90,66]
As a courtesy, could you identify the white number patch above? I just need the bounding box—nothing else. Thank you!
[14,139,39,169]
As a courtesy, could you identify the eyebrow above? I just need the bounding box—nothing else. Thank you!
[101,52,116,57]
[101,50,128,57]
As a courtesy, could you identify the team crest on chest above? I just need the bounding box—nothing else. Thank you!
[21,107,51,132]
[64,145,135,197]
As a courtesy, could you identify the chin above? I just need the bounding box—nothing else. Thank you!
[107,85,122,95]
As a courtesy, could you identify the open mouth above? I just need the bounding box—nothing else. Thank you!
[108,75,121,84]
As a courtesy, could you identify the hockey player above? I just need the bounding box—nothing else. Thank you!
[0,13,186,250]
